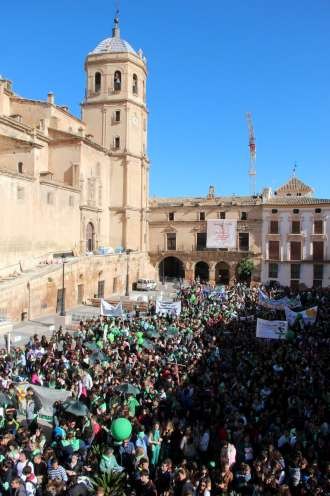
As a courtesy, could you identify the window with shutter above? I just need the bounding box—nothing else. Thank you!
[269,241,279,260]
[313,241,324,261]
[290,242,301,261]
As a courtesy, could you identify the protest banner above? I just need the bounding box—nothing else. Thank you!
[156,299,181,316]
[16,384,72,421]
[256,318,288,340]
[100,299,124,317]
[206,220,237,249]
[258,291,301,310]
[284,306,318,327]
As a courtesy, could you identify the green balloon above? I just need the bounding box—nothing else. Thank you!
[111,418,132,441]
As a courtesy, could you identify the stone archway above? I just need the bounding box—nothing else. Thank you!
[215,261,230,285]
[86,222,95,252]
[159,256,185,282]
[195,261,209,282]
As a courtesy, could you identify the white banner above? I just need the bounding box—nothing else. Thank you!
[258,291,301,310]
[16,384,72,420]
[284,306,318,327]
[256,318,288,340]
[100,299,124,317]
[206,220,237,249]
[156,299,181,316]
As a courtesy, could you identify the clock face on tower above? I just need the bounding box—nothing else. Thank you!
[131,114,138,127]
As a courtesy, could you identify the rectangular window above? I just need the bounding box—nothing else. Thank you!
[290,241,301,261]
[313,241,324,261]
[98,280,105,299]
[168,212,175,221]
[115,110,121,122]
[293,209,299,214]
[47,192,54,205]
[17,186,24,200]
[196,232,207,250]
[270,220,279,234]
[199,211,206,221]
[239,232,249,251]
[313,264,323,280]
[77,284,84,304]
[315,208,321,213]
[18,162,23,174]
[268,263,278,279]
[114,136,120,149]
[219,211,226,219]
[240,211,247,220]
[272,209,278,214]
[291,220,300,234]
[166,233,176,251]
[269,240,280,260]
[314,220,323,234]
[291,263,301,280]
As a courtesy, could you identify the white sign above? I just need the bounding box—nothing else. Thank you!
[256,318,288,340]
[207,220,237,249]
[156,299,181,316]
[100,299,124,317]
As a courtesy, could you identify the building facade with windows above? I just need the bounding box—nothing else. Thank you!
[0,17,154,320]
[261,177,330,289]
[149,187,263,285]
[149,177,330,289]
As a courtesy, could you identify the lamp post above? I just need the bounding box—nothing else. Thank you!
[125,249,132,297]
[60,255,66,316]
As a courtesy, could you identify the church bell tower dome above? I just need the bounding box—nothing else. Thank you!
[90,15,136,55]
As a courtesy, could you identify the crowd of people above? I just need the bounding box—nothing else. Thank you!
[0,281,328,496]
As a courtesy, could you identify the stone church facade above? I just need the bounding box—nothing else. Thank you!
[0,17,154,320]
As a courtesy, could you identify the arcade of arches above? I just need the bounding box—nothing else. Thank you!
[157,257,236,285]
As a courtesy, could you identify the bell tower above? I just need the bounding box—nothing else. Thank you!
[82,14,149,252]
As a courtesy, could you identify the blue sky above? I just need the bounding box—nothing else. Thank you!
[1,0,329,198]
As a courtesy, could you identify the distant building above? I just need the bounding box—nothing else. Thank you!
[149,187,263,285]
[261,176,330,289]
[149,177,330,290]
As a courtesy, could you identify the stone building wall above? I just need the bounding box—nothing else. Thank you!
[0,252,155,321]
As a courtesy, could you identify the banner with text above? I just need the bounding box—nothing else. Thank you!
[207,220,237,249]
[100,299,124,317]
[156,299,181,316]
[256,318,288,340]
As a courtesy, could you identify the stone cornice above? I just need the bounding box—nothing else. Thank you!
[0,168,35,182]
[82,98,148,113]
[39,179,80,193]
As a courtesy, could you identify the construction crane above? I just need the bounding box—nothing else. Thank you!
[246,112,256,196]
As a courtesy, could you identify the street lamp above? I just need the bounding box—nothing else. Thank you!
[125,249,133,297]
[60,255,66,316]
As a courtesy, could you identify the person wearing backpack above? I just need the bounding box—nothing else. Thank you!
[21,465,38,496]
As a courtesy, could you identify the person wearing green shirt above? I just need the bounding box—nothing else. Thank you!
[127,395,139,417]
[99,448,123,473]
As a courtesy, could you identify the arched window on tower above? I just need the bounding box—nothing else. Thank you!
[114,71,121,91]
[132,74,138,95]
[94,72,101,93]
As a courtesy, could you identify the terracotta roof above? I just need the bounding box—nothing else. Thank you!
[275,176,313,196]
[265,197,330,206]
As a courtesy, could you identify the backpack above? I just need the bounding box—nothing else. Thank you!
[23,479,38,496]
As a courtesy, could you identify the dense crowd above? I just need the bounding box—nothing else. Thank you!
[0,282,328,496]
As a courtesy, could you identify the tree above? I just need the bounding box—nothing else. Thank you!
[236,258,254,281]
